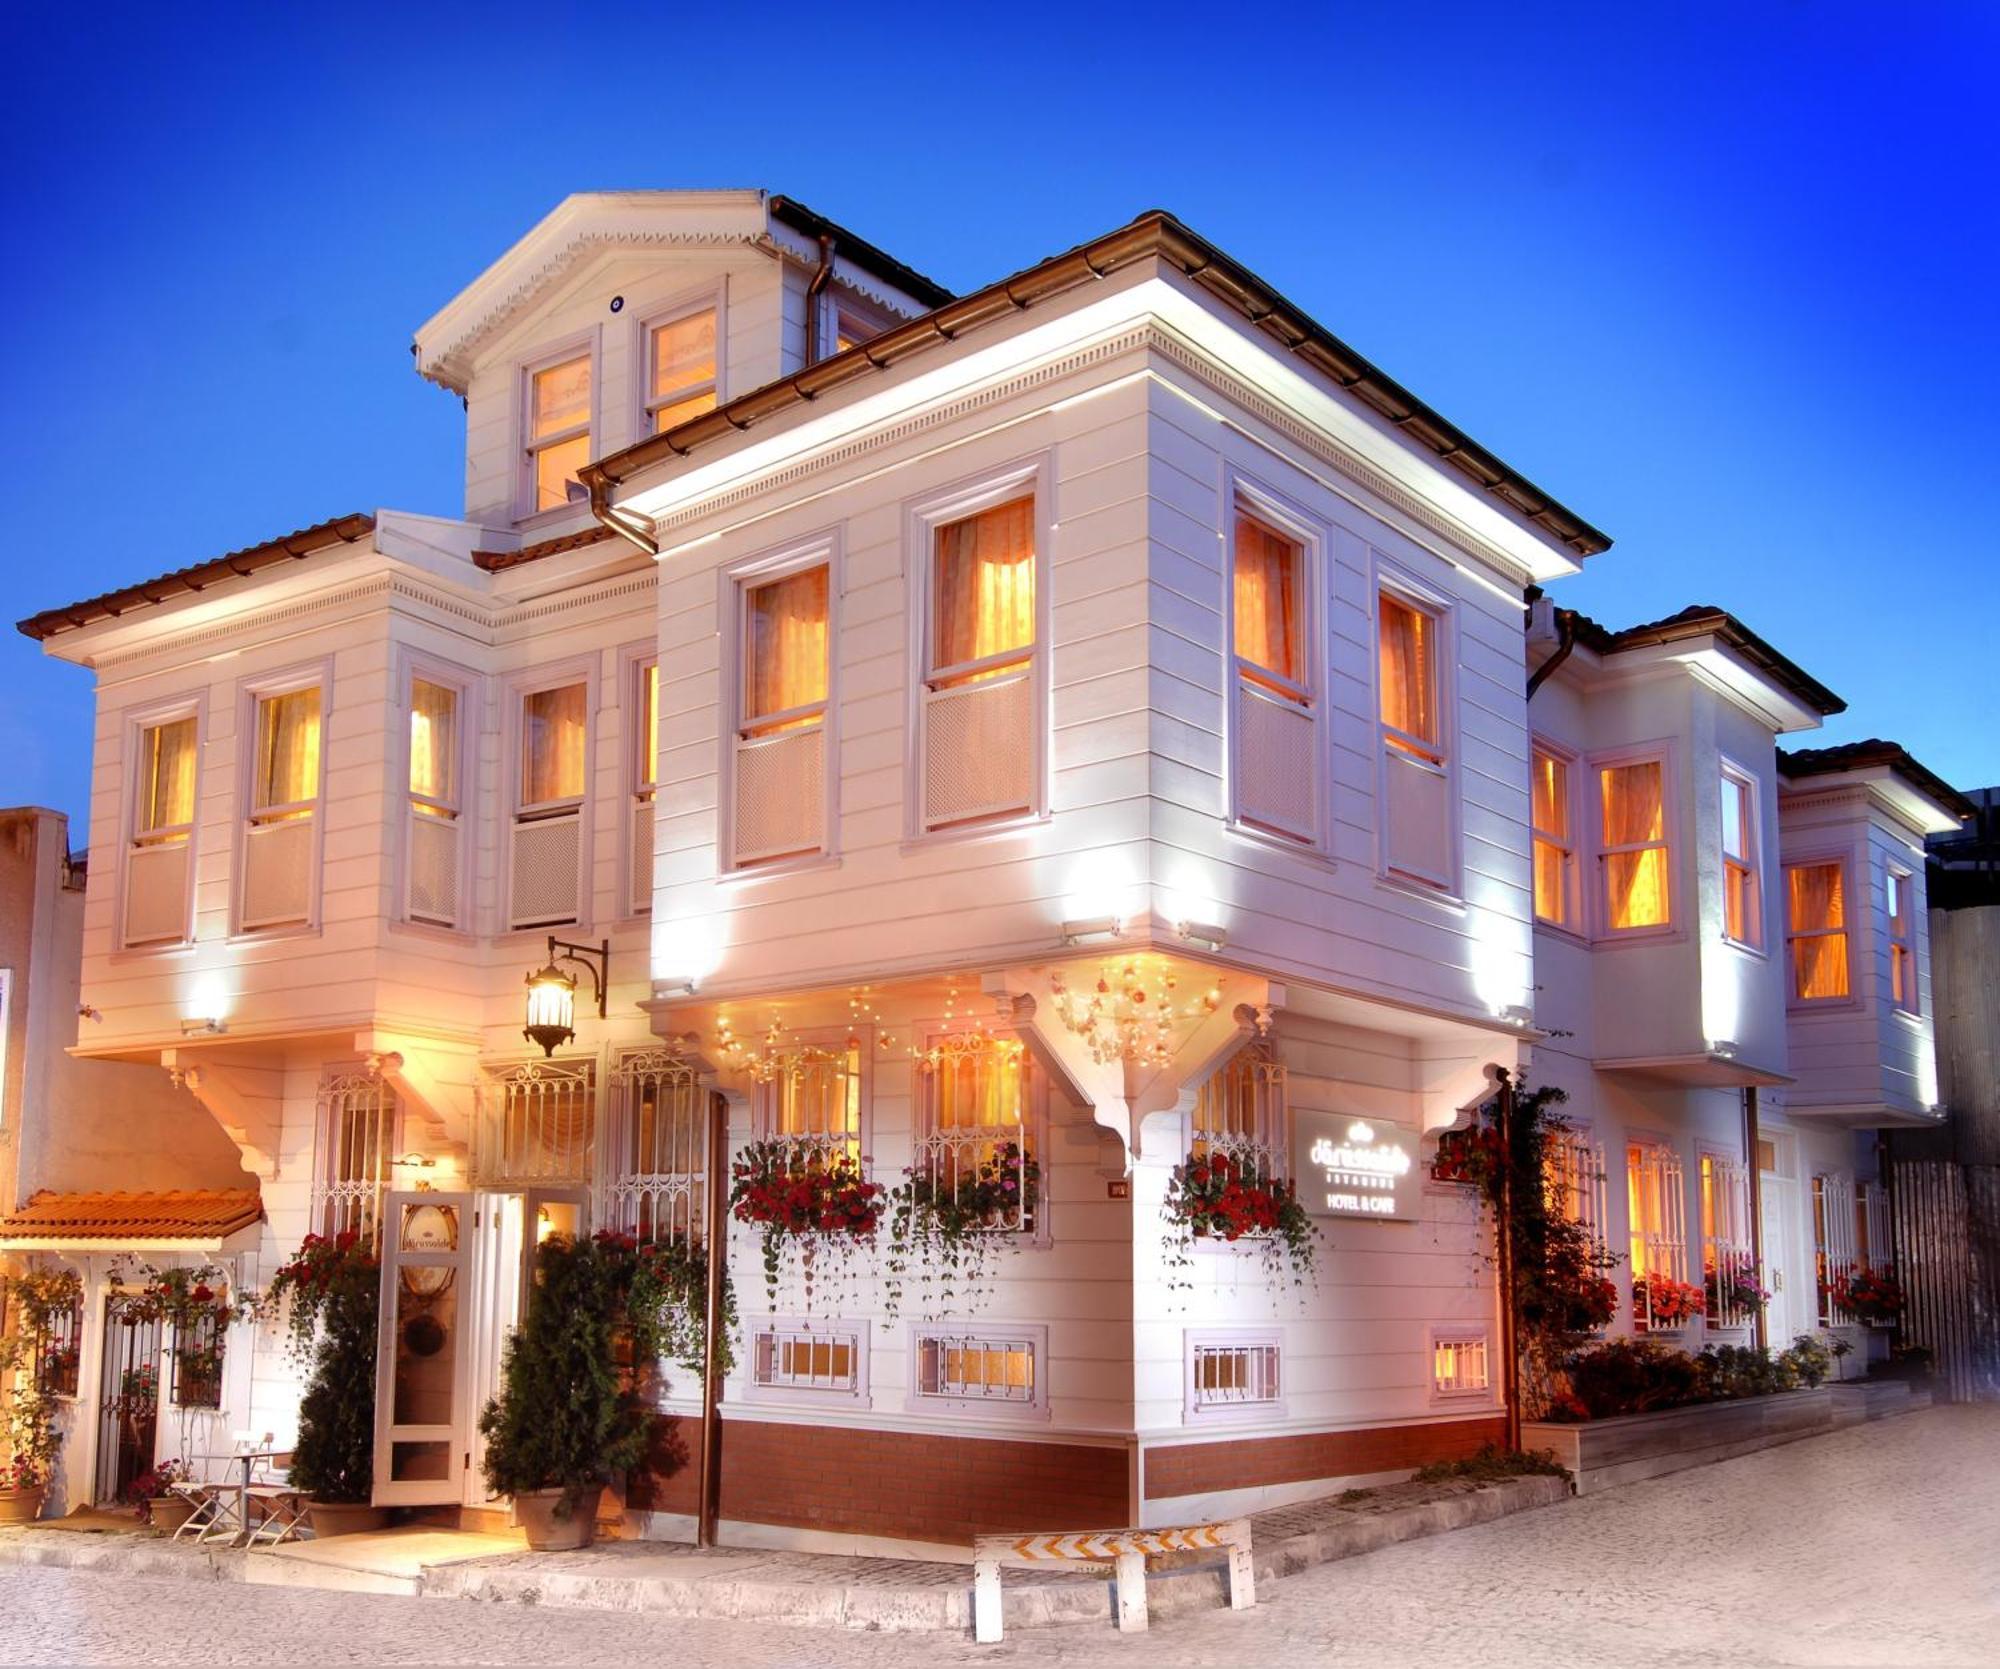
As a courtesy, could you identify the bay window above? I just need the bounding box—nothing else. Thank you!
[1379,588,1451,887]
[240,684,321,931]
[1786,860,1850,1002]
[524,350,591,514]
[1532,745,1573,927]
[645,304,718,433]
[510,678,587,929]
[405,677,462,928]
[125,712,198,946]
[1598,757,1670,932]
[1887,868,1918,1013]
[1720,767,1759,947]
[1232,513,1316,843]
[732,560,830,866]
[920,495,1037,831]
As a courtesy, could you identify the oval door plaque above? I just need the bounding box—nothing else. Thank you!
[398,1201,459,1297]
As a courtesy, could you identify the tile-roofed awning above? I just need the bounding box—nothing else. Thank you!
[0,1188,263,1249]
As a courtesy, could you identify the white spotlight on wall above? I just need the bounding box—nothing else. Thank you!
[1175,921,1229,952]
[1059,916,1123,948]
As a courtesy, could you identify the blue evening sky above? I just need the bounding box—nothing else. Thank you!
[3,2,1995,828]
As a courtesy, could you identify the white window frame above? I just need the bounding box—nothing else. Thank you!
[619,643,659,917]
[309,1065,402,1247]
[1783,850,1857,1009]
[906,1320,1049,1420]
[1225,476,1329,852]
[1185,1039,1293,1199]
[395,652,475,933]
[821,287,895,358]
[235,663,329,938]
[1697,1144,1756,1331]
[515,329,600,524]
[505,660,596,932]
[1373,563,1458,893]
[120,695,204,950]
[905,457,1052,841]
[1546,1120,1608,1251]
[1184,1328,1285,1421]
[1429,1328,1494,1404]
[476,1057,597,1188]
[634,286,724,437]
[744,1317,870,1409]
[1530,736,1580,934]
[912,1024,1049,1245]
[1886,862,1920,1016]
[750,1025,872,1171]
[1718,760,1763,951]
[1626,1135,1691,1332]
[1589,742,1677,942]
[720,532,840,873]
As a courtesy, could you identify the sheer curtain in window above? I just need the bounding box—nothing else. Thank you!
[1601,761,1668,928]
[521,684,587,806]
[1233,518,1299,685]
[933,500,1034,672]
[745,566,829,723]
[1378,595,1436,747]
[1789,864,1850,998]
[409,680,457,806]
[1532,751,1568,922]
[254,689,321,812]
[140,718,197,836]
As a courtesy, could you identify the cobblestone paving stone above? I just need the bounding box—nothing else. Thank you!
[3,1404,1993,1668]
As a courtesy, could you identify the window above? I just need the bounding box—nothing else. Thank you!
[733,559,830,866]
[241,684,322,931]
[915,1032,1041,1236]
[1187,1331,1282,1417]
[1599,758,1670,932]
[125,713,198,946]
[1813,1173,1858,1326]
[310,1069,398,1245]
[477,1061,595,1187]
[920,494,1037,830]
[912,1324,1046,1414]
[1699,1152,1756,1329]
[1545,1125,1607,1245]
[645,305,718,433]
[1786,860,1850,1002]
[1532,746,1573,927]
[1190,1043,1290,1194]
[33,1286,81,1399]
[525,350,591,513]
[750,1320,867,1405]
[1379,588,1452,886]
[602,1051,706,1244]
[170,1307,225,1410]
[1720,768,1759,947]
[511,678,588,929]
[753,1037,866,1169]
[629,660,658,915]
[1855,1179,1890,1271]
[1232,512,1317,843]
[405,677,462,928]
[1431,1332,1490,1398]
[1887,869,1918,1013]
[1626,1141,1689,1331]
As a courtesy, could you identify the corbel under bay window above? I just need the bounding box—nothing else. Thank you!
[629,658,658,914]
[731,554,831,868]
[1231,509,1317,844]
[510,676,588,930]
[404,674,465,929]
[917,487,1040,833]
[1887,867,1919,1014]
[124,710,198,946]
[1597,754,1671,935]
[643,301,719,434]
[1785,859,1851,1003]
[1720,765,1761,948]
[1377,586,1452,888]
[523,346,592,516]
[240,682,322,932]
[1186,1329,1283,1419]
[1531,743,1575,929]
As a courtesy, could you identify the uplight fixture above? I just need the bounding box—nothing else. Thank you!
[179,1016,227,1038]
[1059,915,1124,948]
[1175,920,1229,952]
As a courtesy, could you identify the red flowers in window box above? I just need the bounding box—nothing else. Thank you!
[1634,1273,1707,1328]
[1163,1149,1319,1290]
[1431,1124,1504,1187]
[730,1139,886,1309]
[1831,1266,1904,1325]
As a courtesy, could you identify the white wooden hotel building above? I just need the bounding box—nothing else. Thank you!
[8,191,1968,1547]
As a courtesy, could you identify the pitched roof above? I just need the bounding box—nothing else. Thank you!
[0,1189,263,1244]
[17,514,375,643]
[767,194,954,310]
[1565,603,1845,716]
[583,208,1611,562]
[1779,740,1976,821]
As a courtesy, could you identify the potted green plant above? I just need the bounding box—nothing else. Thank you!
[479,1232,660,1550]
[0,1265,83,1524]
[130,1457,193,1533]
[258,1232,386,1536]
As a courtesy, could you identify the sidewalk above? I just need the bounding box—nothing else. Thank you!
[0,1469,1569,1633]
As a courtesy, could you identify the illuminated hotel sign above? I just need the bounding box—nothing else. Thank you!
[1294,1111,1419,1221]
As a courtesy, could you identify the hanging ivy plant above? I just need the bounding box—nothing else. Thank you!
[593,1230,736,1381]
[883,1141,1040,1323]
[1161,1150,1319,1301]
[1,1264,83,1494]
[728,1139,885,1312]
[116,1258,243,1409]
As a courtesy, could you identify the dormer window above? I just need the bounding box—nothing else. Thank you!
[645,305,718,433]
[525,350,592,513]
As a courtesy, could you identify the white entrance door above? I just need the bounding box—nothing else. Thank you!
[373,1192,474,1507]
[1760,1175,1800,1345]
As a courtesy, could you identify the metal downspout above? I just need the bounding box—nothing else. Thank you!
[586,472,660,558]
[1526,608,1578,700]
[1745,1087,1768,1354]
[803,233,837,366]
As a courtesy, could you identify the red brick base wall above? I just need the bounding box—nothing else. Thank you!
[631,1416,1131,1543]
[1144,1415,1506,1500]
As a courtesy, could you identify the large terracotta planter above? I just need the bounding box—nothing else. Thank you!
[512,1485,604,1552]
[149,1496,198,1535]
[307,1502,390,1538]
[0,1487,45,1526]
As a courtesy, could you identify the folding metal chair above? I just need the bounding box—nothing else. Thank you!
[173,1431,269,1545]
[242,1450,305,1545]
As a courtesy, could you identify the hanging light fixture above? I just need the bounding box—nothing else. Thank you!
[1048,955,1223,1066]
[522,936,610,1056]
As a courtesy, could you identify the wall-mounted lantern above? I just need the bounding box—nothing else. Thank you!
[522,935,610,1057]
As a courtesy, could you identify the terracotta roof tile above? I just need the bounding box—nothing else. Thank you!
[0,1189,263,1243]
[1779,740,1976,821]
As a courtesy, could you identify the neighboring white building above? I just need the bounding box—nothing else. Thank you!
[9,190,1965,1547]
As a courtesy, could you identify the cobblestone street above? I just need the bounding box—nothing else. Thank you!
[3,1405,1993,1668]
